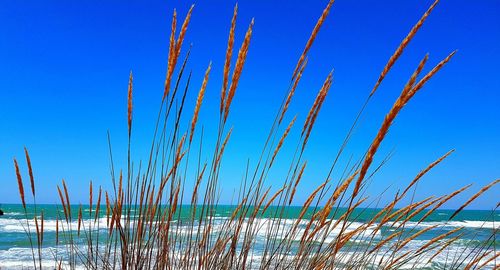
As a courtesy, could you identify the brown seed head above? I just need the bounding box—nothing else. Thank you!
[56,216,59,245]
[332,169,359,202]
[449,179,499,220]
[419,184,471,222]
[24,148,35,197]
[224,19,254,122]
[14,159,26,209]
[127,71,133,137]
[292,0,334,81]
[40,211,44,244]
[62,179,71,220]
[281,58,308,124]
[163,9,177,100]
[398,149,454,201]
[370,0,440,96]
[57,186,68,222]
[289,161,308,204]
[89,181,93,216]
[262,185,286,214]
[175,5,194,57]
[77,206,83,236]
[353,52,452,198]
[270,115,297,168]
[221,4,238,114]
[190,62,211,144]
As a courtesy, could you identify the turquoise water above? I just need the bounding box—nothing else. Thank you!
[0,204,498,269]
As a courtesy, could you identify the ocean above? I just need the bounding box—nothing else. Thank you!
[0,204,498,269]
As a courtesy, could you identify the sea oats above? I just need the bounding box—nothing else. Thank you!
[221,4,238,114]
[24,147,35,197]
[280,58,308,125]
[289,161,308,204]
[370,0,440,96]
[224,19,254,122]
[163,9,177,101]
[449,179,499,220]
[262,185,286,214]
[190,63,211,144]
[127,71,133,137]
[270,115,297,168]
[292,0,334,81]
[398,149,454,200]
[14,159,26,209]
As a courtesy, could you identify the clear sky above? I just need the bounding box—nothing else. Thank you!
[0,0,498,209]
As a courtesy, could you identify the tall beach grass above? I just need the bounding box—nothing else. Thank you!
[12,0,499,269]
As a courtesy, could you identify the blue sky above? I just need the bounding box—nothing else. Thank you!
[0,0,498,209]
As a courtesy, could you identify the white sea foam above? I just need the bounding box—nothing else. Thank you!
[393,220,499,230]
[0,244,496,270]
[0,246,91,270]
[1,216,497,269]
[1,216,496,237]
[0,215,145,234]
[0,217,113,233]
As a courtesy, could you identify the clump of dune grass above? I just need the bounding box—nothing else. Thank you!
[13,0,499,269]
